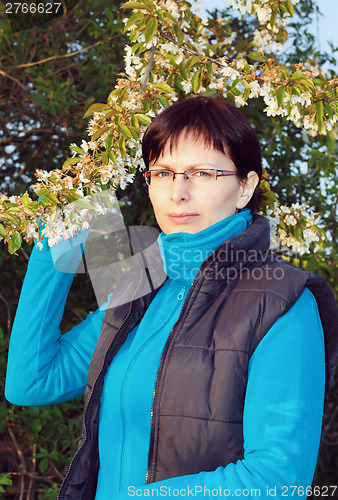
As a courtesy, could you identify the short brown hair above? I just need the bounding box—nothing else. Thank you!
[142,96,262,212]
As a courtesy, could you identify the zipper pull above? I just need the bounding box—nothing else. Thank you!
[177,284,187,301]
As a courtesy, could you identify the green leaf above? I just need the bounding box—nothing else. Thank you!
[187,55,202,69]
[123,11,144,32]
[119,135,126,157]
[129,126,140,140]
[131,42,143,53]
[36,188,49,197]
[243,86,250,101]
[141,97,152,111]
[313,78,324,89]
[270,7,278,29]
[247,52,267,63]
[179,63,189,81]
[294,226,302,242]
[102,152,108,165]
[278,67,289,80]
[39,458,49,473]
[284,0,294,16]
[43,192,61,205]
[324,103,334,120]
[0,223,8,239]
[191,70,201,94]
[105,134,113,151]
[291,86,301,96]
[22,191,31,208]
[156,8,164,20]
[140,0,156,8]
[290,71,306,82]
[97,110,118,123]
[315,100,324,132]
[2,212,21,226]
[108,151,117,163]
[62,157,80,169]
[64,191,81,203]
[134,113,152,125]
[122,1,148,10]
[117,122,133,138]
[117,86,128,104]
[92,125,111,142]
[206,62,213,77]
[74,198,96,211]
[131,115,140,128]
[8,231,22,255]
[83,103,109,119]
[0,473,12,487]
[230,77,241,89]
[69,146,86,156]
[174,22,184,47]
[144,17,158,45]
[158,95,170,108]
[276,86,285,108]
[154,82,175,94]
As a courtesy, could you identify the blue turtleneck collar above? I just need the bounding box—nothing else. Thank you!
[158,209,252,283]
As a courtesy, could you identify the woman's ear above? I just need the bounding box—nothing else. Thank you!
[236,171,260,210]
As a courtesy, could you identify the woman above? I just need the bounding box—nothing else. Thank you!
[6,97,337,499]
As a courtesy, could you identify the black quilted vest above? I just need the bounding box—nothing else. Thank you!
[58,215,338,499]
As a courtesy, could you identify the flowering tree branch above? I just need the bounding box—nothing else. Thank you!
[0,0,336,256]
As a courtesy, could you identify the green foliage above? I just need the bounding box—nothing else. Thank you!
[0,0,124,496]
[0,472,13,493]
[0,0,126,196]
[0,241,98,497]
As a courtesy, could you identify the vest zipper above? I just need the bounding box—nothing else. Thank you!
[119,328,162,491]
[177,283,188,300]
[58,269,146,500]
[145,248,221,484]
[145,281,191,484]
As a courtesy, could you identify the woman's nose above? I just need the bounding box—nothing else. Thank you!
[169,173,190,203]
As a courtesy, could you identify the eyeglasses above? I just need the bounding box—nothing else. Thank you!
[143,168,238,186]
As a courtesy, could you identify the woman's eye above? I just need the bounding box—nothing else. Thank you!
[191,169,212,177]
[157,171,172,178]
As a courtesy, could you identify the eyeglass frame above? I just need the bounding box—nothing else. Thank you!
[143,168,238,185]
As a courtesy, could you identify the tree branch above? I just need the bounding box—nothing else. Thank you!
[0,291,11,335]
[141,45,157,90]
[27,443,36,500]
[3,33,123,70]
[7,427,26,500]
[0,70,26,90]
[158,28,229,69]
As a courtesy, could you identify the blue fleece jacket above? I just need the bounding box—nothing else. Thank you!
[5,212,325,500]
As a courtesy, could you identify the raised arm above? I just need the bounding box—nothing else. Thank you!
[5,233,106,406]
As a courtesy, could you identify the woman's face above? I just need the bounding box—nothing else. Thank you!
[148,133,258,235]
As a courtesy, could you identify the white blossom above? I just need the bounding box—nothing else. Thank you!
[182,80,192,93]
[284,214,297,225]
[249,81,260,98]
[235,95,247,107]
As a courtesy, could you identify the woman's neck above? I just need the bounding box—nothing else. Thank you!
[158,209,252,282]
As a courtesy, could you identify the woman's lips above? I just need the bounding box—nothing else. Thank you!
[168,214,199,224]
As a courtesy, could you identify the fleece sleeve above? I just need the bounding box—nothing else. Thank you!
[121,288,325,500]
[5,233,107,406]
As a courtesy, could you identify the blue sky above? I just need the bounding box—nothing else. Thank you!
[198,0,338,55]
